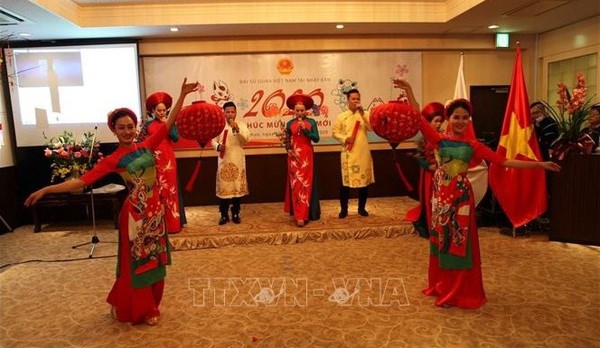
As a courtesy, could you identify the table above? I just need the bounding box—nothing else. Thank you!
[32,185,126,232]
[549,154,600,245]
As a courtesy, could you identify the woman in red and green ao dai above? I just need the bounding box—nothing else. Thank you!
[283,94,321,227]
[25,79,199,325]
[138,91,186,234]
[419,98,560,309]
[405,102,445,238]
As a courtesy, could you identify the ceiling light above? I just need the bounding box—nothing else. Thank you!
[170,27,179,32]
[336,24,344,29]
[488,25,499,29]
[19,33,31,37]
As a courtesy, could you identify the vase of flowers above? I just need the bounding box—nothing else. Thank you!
[541,73,596,161]
[43,130,104,183]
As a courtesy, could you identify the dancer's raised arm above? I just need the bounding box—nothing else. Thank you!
[165,78,199,130]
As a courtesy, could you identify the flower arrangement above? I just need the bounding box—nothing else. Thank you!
[43,130,104,182]
[541,73,596,159]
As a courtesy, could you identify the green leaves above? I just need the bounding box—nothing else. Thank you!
[541,96,595,143]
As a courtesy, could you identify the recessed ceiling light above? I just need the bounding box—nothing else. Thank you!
[336,24,344,29]
[488,25,499,29]
[170,27,179,32]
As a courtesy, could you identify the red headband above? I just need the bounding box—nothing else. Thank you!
[107,108,138,132]
[446,98,473,117]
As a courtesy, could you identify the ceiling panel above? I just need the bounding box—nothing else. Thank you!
[0,0,598,41]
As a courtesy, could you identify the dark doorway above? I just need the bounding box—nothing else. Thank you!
[470,85,511,228]
[470,85,509,150]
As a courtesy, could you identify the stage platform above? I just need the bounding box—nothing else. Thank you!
[170,196,416,250]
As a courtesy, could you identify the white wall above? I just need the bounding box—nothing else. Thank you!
[0,71,16,168]
[537,16,600,102]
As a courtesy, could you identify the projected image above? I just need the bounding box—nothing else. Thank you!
[15,52,84,88]
[5,43,142,146]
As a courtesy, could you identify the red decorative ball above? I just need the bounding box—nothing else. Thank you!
[177,101,226,147]
[369,101,420,143]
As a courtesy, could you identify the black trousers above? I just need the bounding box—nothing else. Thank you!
[339,185,368,211]
[219,197,241,215]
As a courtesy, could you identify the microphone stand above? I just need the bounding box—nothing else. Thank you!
[71,126,109,258]
[0,214,12,232]
[228,118,238,135]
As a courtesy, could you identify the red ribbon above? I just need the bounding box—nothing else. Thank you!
[185,158,202,192]
[394,161,414,192]
[347,120,361,151]
[219,129,228,159]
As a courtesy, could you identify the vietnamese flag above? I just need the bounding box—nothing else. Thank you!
[489,45,547,227]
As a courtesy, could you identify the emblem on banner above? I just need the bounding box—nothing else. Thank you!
[276,58,294,75]
[211,80,233,106]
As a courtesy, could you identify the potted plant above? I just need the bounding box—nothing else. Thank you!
[541,73,597,160]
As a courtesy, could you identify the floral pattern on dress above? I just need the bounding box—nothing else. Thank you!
[117,148,168,270]
[430,140,473,259]
[284,117,320,221]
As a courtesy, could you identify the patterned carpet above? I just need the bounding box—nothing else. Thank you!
[1,197,599,347]
[168,197,414,250]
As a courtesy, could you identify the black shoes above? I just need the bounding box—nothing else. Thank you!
[339,209,369,218]
[219,212,241,225]
[218,214,229,225]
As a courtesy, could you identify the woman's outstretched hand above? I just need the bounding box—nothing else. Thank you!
[394,79,420,110]
[541,161,561,172]
[24,188,46,207]
[24,179,86,207]
[181,77,199,95]
[167,78,200,129]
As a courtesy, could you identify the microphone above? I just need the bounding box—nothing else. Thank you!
[296,118,301,135]
[356,104,364,116]
[295,115,305,135]
[227,118,238,134]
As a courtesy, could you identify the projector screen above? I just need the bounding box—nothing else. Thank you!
[4,42,142,147]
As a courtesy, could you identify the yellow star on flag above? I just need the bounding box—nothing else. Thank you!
[498,111,537,160]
